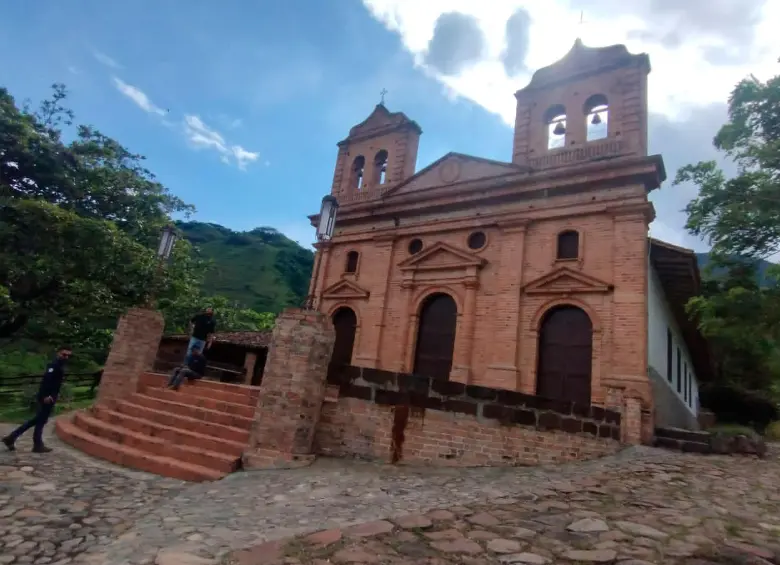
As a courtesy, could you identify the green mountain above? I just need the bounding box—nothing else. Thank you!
[696,253,776,286]
[177,221,314,314]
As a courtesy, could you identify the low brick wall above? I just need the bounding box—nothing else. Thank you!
[314,365,623,467]
[654,427,768,458]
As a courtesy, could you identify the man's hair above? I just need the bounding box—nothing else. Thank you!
[57,346,73,352]
[191,345,201,352]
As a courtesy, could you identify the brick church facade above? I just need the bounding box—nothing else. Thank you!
[309,40,707,427]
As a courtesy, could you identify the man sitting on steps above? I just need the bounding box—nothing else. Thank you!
[167,345,207,391]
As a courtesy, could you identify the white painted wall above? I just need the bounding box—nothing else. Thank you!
[647,262,699,416]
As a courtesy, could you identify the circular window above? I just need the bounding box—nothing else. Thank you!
[467,231,487,250]
[408,238,423,255]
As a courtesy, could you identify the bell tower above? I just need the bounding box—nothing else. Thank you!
[330,104,422,201]
[511,39,651,170]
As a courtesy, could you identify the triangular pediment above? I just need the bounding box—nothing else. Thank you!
[384,152,527,197]
[519,39,648,92]
[398,242,486,272]
[523,267,612,295]
[344,104,422,141]
[321,279,370,300]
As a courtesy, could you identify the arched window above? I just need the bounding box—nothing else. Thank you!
[557,230,579,260]
[351,156,365,190]
[373,150,388,185]
[584,94,609,142]
[544,104,567,150]
[345,250,359,273]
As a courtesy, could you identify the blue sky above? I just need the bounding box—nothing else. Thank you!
[1,0,778,249]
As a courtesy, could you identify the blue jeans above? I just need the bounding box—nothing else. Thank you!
[168,367,201,390]
[7,401,53,448]
[186,337,206,359]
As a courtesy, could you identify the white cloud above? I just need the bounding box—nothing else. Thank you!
[361,0,780,123]
[360,0,780,249]
[93,51,122,69]
[112,77,166,116]
[183,115,260,170]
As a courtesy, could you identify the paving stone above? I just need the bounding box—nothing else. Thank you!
[567,518,610,533]
[498,554,550,564]
[614,521,669,540]
[487,538,524,553]
[332,548,379,563]
[562,549,618,562]
[430,539,484,554]
[344,520,394,538]
[393,514,433,530]
[305,529,343,547]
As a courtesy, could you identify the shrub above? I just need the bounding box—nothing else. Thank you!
[698,383,778,433]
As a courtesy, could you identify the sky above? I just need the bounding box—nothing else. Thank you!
[1,0,778,250]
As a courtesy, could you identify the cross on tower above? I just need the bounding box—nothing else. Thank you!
[380,88,388,105]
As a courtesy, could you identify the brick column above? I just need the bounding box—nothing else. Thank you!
[97,307,165,406]
[450,279,477,383]
[485,221,527,389]
[242,352,257,385]
[242,308,335,469]
[355,236,396,368]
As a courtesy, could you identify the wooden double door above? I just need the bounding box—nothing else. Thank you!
[536,305,593,405]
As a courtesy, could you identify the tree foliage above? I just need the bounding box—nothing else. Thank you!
[675,64,780,396]
[0,84,277,368]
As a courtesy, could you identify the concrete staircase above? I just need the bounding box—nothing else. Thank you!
[55,372,259,482]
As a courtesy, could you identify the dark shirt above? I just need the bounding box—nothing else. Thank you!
[190,313,216,340]
[37,358,65,402]
[186,354,207,376]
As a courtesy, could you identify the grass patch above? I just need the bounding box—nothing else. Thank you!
[0,384,96,423]
[708,424,760,439]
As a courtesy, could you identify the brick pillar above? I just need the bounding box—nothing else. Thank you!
[623,396,643,445]
[450,279,477,383]
[97,307,165,406]
[242,308,335,469]
[485,222,527,389]
[605,385,645,445]
[242,352,257,385]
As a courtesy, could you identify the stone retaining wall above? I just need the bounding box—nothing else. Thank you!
[654,427,768,457]
[314,365,623,466]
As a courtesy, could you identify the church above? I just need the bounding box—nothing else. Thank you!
[308,39,710,433]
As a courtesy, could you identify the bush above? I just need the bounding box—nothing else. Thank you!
[699,383,778,433]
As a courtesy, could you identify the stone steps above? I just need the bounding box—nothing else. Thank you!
[55,372,260,482]
[55,418,224,482]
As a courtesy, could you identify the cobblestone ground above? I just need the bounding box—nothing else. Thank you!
[2,421,780,565]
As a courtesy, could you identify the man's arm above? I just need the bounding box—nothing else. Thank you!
[37,365,63,402]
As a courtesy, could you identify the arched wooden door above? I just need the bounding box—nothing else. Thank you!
[536,305,593,405]
[331,307,357,367]
[413,293,458,380]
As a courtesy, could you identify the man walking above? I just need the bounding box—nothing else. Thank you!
[186,307,216,359]
[3,346,72,453]
[168,345,207,390]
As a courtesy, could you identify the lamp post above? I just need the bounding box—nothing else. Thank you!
[147,225,178,307]
[157,225,178,261]
[303,195,339,310]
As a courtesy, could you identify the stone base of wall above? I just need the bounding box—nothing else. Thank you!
[654,427,767,458]
[242,448,316,470]
[314,364,623,467]
[316,398,621,467]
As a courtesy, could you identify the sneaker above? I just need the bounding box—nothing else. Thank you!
[32,445,52,454]
[2,436,15,452]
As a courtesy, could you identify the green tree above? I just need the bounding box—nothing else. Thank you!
[675,64,780,393]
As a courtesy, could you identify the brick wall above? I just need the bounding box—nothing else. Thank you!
[97,307,165,405]
[314,365,622,466]
[243,308,335,469]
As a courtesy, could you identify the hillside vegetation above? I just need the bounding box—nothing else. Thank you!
[177,222,314,314]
